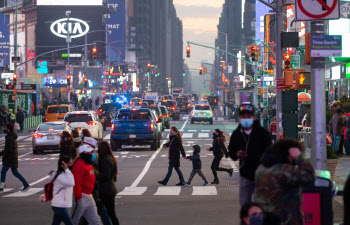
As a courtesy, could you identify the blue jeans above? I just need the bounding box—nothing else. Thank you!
[333,136,341,152]
[1,165,29,187]
[163,165,185,184]
[51,206,74,225]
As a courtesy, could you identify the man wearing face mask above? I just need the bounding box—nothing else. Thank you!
[228,104,272,206]
[71,144,100,225]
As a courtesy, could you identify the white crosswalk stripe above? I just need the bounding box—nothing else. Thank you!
[117,187,147,196]
[214,117,224,121]
[104,134,111,140]
[2,188,43,197]
[198,133,209,138]
[154,186,181,195]
[182,133,193,138]
[192,186,217,195]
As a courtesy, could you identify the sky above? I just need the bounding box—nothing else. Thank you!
[173,0,225,71]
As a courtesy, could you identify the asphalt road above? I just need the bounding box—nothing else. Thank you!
[0,113,344,224]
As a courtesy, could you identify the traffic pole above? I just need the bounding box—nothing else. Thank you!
[275,0,283,139]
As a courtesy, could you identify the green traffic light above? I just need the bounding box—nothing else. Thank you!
[172,83,174,86]
[183,73,185,76]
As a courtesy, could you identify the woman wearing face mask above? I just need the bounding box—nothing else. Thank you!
[71,144,100,225]
[207,129,233,184]
[158,126,187,186]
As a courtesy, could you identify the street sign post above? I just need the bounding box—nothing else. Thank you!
[277,78,286,90]
[234,76,240,82]
[296,0,340,21]
[291,55,300,69]
[311,34,342,57]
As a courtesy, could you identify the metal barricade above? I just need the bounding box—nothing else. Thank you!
[24,115,42,130]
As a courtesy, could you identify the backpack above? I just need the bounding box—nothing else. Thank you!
[44,171,62,201]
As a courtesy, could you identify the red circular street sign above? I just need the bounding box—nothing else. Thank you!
[297,0,338,19]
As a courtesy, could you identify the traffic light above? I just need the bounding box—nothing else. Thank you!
[67,75,71,87]
[84,77,88,88]
[204,82,206,89]
[183,73,185,76]
[92,47,97,59]
[186,45,190,58]
[147,63,151,71]
[224,79,228,87]
[284,71,293,87]
[247,44,258,61]
[296,71,311,87]
[13,73,17,86]
[199,66,203,75]
[204,67,207,74]
[258,87,264,95]
[284,54,291,69]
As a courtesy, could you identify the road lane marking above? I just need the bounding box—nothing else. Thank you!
[179,118,189,131]
[201,130,210,132]
[2,188,43,198]
[129,140,166,188]
[104,134,111,140]
[188,130,197,132]
[182,133,193,138]
[182,116,189,120]
[198,133,209,138]
[120,151,129,155]
[215,117,224,121]
[192,186,217,195]
[18,152,32,158]
[154,186,181,195]
[117,187,147,196]
[0,188,14,194]
[29,175,50,186]
[222,158,239,172]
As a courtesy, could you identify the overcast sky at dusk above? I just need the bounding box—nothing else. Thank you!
[173,0,225,71]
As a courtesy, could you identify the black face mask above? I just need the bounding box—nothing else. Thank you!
[80,153,92,164]
[213,133,218,139]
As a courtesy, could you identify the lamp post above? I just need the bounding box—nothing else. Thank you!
[218,31,229,116]
[66,10,71,103]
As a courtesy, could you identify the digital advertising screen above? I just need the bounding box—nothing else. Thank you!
[240,92,254,105]
[36,5,106,61]
[72,67,103,89]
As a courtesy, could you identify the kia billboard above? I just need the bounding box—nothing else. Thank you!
[72,67,103,89]
[36,4,106,62]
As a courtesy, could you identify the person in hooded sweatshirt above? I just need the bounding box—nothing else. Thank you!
[40,155,75,225]
[71,144,100,225]
[0,124,30,192]
[254,138,315,225]
[207,129,233,184]
[185,145,208,186]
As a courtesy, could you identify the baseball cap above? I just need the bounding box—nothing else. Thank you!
[83,137,97,147]
[239,104,255,115]
[78,144,95,154]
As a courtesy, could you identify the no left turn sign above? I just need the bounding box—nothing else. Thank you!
[296,0,340,21]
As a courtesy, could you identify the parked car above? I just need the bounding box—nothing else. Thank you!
[190,104,214,124]
[46,105,75,122]
[97,102,123,130]
[159,106,170,129]
[110,108,161,151]
[63,111,103,140]
[158,100,180,120]
[141,106,165,131]
[32,122,72,154]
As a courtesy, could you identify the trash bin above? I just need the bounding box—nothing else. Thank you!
[302,170,333,225]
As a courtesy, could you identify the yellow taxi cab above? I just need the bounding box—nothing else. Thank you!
[46,105,75,122]
[130,98,142,106]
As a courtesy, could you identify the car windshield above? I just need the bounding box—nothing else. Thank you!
[176,98,188,103]
[159,101,176,107]
[64,114,92,122]
[38,123,65,131]
[142,106,160,113]
[131,98,141,103]
[195,105,211,110]
[47,107,68,114]
[143,100,155,105]
[160,107,167,114]
[117,111,152,120]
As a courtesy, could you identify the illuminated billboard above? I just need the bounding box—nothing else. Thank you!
[73,67,103,89]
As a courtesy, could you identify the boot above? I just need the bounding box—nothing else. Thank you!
[211,180,219,184]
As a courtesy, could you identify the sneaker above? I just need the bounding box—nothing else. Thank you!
[184,182,190,186]
[176,182,185,186]
[0,183,5,192]
[158,181,166,186]
[203,182,208,186]
[228,168,233,177]
[211,180,219,184]
[21,185,30,192]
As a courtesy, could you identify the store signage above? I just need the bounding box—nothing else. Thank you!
[50,18,89,39]
[21,84,37,90]
[302,193,321,225]
[6,84,14,90]
[296,0,340,21]
[44,77,67,87]
[311,34,342,57]
[346,62,350,78]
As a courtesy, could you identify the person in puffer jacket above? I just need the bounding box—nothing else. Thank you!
[185,145,208,186]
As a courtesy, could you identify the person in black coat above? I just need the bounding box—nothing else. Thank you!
[15,108,25,132]
[185,145,208,186]
[59,131,77,161]
[0,124,30,192]
[228,104,272,206]
[207,129,233,184]
[158,126,187,186]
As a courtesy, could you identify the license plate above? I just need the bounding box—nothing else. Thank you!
[77,128,82,131]
[129,134,136,138]
[47,135,54,140]
[102,116,107,119]
[200,113,204,115]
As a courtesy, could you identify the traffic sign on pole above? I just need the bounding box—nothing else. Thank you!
[296,0,340,21]
[340,1,350,18]
[291,55,300,69]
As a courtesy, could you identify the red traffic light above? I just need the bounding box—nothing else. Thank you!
[67,75,71,79]
[13,74,17,79]
[92,48,97,53]
[284,54,290,60]
[251,46,256,51]
[186,46,190,51]
[84,78,88,82]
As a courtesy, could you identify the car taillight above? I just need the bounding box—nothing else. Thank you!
[48,129,54,131]
[171,107,175,110]
[111,124,115,131]
[210,111,213,114]
[187,104,190,107]
[191,111,195,114]
[33,133,44,138]
[159,114,162,118]
[46,118,48,121]
[150,123,154,131]
[86,121,96,125]
[99,109,102,115]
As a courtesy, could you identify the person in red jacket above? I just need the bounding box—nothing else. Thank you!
[71,144,100,225]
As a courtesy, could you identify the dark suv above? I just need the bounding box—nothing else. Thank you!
[97,102,123,130]
[158,100,180,120]
[176,97,191,113]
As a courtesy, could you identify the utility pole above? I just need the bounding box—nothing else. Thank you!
[66,11,71,103]
[275,0,283,138]
[13,0,19,112]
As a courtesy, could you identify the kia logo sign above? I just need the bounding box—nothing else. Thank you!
[50,18,89,39]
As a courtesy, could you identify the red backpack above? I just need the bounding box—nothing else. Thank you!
[44,181,54,201]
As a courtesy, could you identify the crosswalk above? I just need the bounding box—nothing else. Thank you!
[161,131,232,139]
[180,115,225,121]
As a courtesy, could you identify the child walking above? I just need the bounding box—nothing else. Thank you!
[185,145,208,186]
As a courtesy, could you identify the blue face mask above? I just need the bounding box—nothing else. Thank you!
[80,135,83,139]
[91,153,96,162]
[240,118,254,128]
